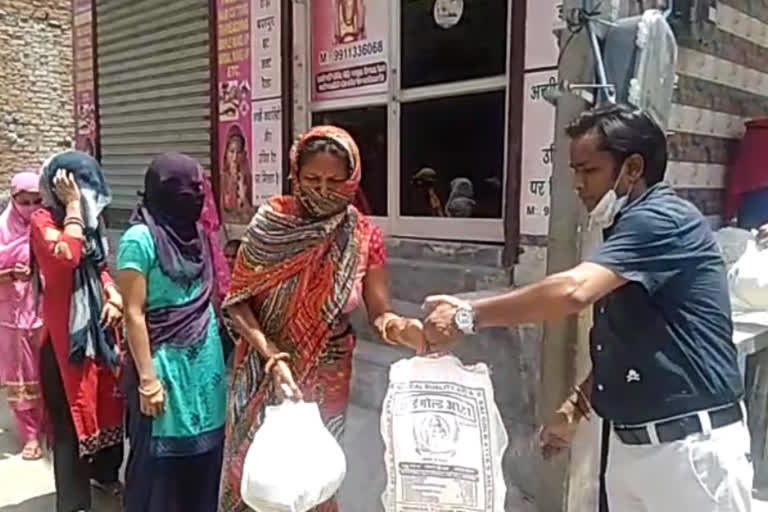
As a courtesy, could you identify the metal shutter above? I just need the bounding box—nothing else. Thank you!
[96,0,211,209]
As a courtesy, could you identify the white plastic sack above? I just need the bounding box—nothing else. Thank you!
[728,238,768,311]
[241,401,347,512]
[714,227,752,269]
[381,355,508,512]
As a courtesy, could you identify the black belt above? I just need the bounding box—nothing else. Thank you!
[614,403,743,445]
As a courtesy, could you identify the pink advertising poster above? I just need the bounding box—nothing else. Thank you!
[217,0,254,224]
[311,0,389,102]
[72,0,97,157]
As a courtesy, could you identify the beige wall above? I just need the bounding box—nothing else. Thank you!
[0,0,74,188]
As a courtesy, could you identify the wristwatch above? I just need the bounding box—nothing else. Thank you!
[453,303,477,335]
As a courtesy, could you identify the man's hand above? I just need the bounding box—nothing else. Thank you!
[538,385,591,460]
[539,410,580,460]
[422,295,466,353]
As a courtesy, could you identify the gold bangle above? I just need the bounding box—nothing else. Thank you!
[379,314,401,345]
[138,380,163,397]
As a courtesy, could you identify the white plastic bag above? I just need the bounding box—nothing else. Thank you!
[241,401,347,512]
[728,238,768,311]
[381,355,508,512]
[714,227,752,268]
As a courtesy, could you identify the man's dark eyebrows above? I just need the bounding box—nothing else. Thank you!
[570,161,589,170]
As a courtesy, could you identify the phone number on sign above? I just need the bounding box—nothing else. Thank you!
[319,40,385,65]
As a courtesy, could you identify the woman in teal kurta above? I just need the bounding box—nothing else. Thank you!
[117,153,226,512]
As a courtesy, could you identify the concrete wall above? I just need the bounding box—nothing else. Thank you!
[0,0,74,187]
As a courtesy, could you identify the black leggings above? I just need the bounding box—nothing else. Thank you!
[40,342,123,512]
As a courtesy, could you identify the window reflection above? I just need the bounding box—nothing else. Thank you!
[400,91,505,218]
[401,0,508,88]
[312,106,388,216]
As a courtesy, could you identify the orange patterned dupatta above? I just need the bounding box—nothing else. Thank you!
[219,126,373,511]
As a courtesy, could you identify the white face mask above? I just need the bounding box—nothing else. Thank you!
[587,172,633,230]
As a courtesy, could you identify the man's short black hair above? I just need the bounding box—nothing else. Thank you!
[565,104,668,186]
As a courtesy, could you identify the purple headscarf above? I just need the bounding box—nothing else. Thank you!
[130,153,212,348]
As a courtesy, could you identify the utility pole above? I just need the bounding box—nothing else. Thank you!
[536,0,599,510]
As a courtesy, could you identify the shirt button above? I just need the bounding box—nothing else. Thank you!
[597,384,605,391]
[596,344,603,352]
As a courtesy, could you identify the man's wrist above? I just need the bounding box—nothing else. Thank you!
[453,301,477,335]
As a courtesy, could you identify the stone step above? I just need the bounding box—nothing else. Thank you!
[349,337,410,412]
[388,257,511,304]
[385,237,504,267]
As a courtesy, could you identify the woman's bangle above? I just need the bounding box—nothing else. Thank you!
[138,380,163,397]
[264,352,291,376]
[381,316,400,345]
[376,313,400,345]
[63,216,85,229]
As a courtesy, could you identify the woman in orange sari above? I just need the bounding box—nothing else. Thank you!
[219,126,425,511]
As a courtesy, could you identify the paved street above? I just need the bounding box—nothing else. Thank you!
[0,391,119,512]
[1,392,767,511]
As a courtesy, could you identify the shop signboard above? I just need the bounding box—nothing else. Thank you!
[311,0,390,101]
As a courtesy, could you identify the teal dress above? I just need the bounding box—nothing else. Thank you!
[118,224,226,454]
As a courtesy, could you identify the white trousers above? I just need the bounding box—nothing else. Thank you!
[606,420,754,511]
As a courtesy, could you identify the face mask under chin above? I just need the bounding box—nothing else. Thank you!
[587,174,634,230]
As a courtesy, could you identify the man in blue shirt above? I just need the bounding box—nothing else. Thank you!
[424,104,752,511]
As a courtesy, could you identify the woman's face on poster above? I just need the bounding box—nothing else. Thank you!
[342,0,355,14]
[225,137,244,168]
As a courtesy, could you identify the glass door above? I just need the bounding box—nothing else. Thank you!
[308,0,512,241]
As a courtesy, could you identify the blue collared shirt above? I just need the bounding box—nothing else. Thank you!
[587,183,743,425]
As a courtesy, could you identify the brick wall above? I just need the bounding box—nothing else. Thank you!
[0,0,74,189]
[666,0,768,224]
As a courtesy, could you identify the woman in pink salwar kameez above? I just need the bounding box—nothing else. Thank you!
[0,171,44,460]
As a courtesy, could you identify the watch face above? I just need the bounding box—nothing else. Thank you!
[455,308,473,331]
